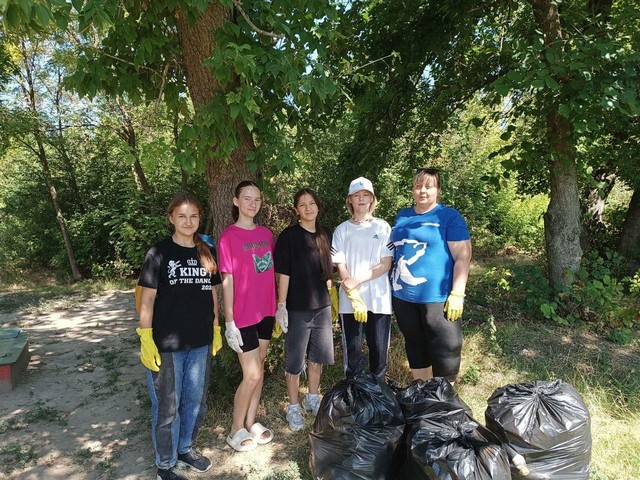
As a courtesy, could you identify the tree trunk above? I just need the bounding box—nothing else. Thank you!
[36,136,84,281]
[544,150,583,290]
[530,0,584,290]
[617,188,640,260]
[581,169,616,252]
[114,97,153,194]
[19,38,83,280]
[174,3,253,240]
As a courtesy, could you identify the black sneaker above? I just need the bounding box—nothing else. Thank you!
[177,449,212,473]
[157,467,188,480]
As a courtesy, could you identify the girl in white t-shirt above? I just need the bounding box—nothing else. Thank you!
[331,177,393,379]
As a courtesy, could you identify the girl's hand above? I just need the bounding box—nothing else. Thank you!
[342,277,360,292]
[225,321,244,353]
[275,302,288,333]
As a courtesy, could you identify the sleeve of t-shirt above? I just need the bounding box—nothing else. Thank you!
[379,221,394,258]
[446,209,471,242]
[331,223,346,265]
[138,245,162,289]
[217,231,233,275]
[274,228,291,275]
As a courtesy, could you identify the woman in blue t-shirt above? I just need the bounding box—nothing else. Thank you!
[390,168,472,382]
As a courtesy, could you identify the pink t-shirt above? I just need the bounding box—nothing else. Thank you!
[218,225,276,328]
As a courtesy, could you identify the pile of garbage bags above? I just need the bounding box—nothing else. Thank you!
[309,375,591,480]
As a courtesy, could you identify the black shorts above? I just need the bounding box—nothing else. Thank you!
[392,296,462,381]
[239,316,275,352]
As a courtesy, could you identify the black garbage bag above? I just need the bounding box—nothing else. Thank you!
[407,409,511,480]
[309,371,405,480]
[392,378,474,479]
[485,380,591,480]
[397,378,473,424]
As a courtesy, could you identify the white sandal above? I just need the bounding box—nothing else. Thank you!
[226,428,257,452]
[248,422,274,445]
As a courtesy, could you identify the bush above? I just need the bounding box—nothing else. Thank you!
[540,250,639,331]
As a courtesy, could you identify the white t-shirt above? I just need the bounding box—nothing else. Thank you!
[331,218,393,315]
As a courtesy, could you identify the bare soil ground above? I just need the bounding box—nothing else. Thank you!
[0,290,298,480]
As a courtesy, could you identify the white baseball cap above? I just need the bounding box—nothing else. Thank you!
[348,177,375,196]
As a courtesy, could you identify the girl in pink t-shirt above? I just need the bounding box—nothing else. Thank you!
[218,180,276,452]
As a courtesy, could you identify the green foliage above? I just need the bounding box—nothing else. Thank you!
[540,251,639,330]
[459,363,480,386]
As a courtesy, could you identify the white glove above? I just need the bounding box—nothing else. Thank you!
[225,321,244,354]
[276,302,288,334]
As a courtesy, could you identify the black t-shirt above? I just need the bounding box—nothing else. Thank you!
[274,224,332,311]
[138,236,222,352]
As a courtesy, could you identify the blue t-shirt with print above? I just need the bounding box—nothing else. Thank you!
[390,204,469,303]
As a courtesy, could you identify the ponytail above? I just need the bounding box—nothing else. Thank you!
[194,234,217,275]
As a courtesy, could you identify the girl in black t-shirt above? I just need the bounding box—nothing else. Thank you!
[274,188,338,431]
[136,193,221,480]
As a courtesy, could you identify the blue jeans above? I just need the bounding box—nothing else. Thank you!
[146,344,210,469]
[340,313,391,379]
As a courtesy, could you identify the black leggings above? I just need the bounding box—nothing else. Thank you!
[392,296,462,381]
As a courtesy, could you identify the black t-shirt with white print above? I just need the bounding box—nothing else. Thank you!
[138,236,221,352]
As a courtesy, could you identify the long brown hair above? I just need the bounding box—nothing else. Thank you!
[167,192,217,274]
[293,188,333,281]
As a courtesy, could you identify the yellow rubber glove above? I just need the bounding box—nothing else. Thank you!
[444,292,465,321]
[272,320,282,339]
[346,289,368,322]
[136,327,161,372]
[329,286,339,323]
[212,325,223,356]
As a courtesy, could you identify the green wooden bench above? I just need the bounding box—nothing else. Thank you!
[0,327,30,393]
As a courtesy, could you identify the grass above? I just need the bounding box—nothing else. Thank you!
[0,443,37,474]
[74,344,130,397]
[0,401,67,434]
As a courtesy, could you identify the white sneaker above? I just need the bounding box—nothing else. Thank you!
[302,393,321,416]
[286,405,305,431]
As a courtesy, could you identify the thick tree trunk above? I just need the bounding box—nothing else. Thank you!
[544,114,582,291]
[530,0,584,290]
[617,188,640,259]
[175,3,253,240]
[544,155,583,290]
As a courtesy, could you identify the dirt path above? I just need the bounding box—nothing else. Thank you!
[0,291,296,480]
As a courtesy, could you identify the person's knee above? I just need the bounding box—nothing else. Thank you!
[242,367,263,386]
